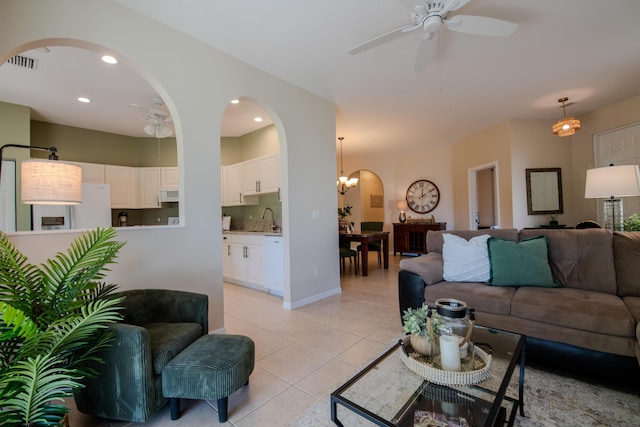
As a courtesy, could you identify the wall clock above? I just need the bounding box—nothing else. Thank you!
[406,179,440,214]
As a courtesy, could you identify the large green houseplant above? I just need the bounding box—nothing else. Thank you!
[0,227,125,427]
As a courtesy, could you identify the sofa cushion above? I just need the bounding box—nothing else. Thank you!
[519,229,616,293]
[400,253,444,285]
[442,233,491,282]
[424,281,515,315]
[614,232,640,297]
[426,229,519,254]
[146,322,203,375]
[623,296,640,323]
[488,235,559,288]
[511,287,636,337]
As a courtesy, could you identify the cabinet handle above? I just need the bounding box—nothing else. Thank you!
[258,180,261,192]
[239,193,242,203]
[227,245,230,256]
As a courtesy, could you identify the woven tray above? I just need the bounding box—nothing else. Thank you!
[399,337,492,386]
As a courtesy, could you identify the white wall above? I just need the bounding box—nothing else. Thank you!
[1,0,340,329]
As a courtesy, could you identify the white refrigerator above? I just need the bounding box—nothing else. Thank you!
[32,183,112,230]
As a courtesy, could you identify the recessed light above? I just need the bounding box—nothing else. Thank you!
[101,55,118,64]
[230,99,240,104]
[77,97,91,103]
[254,117,263,123]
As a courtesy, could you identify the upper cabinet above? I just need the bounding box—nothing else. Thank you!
[222,153,279,206]
[68,161,105,184]
[161,167,179,190]
[242,153,279,195]
[105,165,138,209]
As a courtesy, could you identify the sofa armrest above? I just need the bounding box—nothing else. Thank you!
[75,323,156,422]
[399,253,444,284]
[398,269,427,320]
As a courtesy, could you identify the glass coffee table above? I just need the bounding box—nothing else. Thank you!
[331,326,526,427]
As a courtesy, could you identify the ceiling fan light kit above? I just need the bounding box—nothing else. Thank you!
[552,97,581,137]
[143,97,174,138]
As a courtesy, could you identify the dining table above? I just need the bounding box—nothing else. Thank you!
[339,231,390,276]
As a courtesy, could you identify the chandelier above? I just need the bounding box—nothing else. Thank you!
[337,137,358,195]
[552,97,581,137]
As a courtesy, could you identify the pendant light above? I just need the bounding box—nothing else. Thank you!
[552,97,581,137]
[337,137,358,195]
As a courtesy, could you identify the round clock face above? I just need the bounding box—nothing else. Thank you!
[406,180,440,213]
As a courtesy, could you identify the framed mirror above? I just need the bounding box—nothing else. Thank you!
[526,168,563,215]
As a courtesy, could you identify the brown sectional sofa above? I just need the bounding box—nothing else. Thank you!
[398,228,640,365]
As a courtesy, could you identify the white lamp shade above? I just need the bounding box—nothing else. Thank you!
[21,160,82,205]
[585,164,640,199]
[397,200,408,211]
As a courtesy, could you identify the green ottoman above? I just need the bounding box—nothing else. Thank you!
[162,334,255,422]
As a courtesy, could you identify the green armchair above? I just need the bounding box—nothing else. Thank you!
[74,289,208,422]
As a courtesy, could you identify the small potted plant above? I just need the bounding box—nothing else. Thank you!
[402,305,440,356]
[548,215,559,226]
[623,214,640,231]
[338,205,352,232]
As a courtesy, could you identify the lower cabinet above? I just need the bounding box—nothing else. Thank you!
[222,234,264,289]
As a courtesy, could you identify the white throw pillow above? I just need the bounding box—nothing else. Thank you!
[442,234,491,282]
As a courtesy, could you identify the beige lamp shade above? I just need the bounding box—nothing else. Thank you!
[21,160,82,205]
[397,200,409,211]
[584,164,640,199]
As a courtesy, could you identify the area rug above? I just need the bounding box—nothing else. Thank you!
[289,353,640,427]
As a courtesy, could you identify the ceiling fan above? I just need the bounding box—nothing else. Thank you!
[137,97,173,138]
[348,0,518,71]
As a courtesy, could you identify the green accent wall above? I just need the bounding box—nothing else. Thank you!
[30,121,177,167]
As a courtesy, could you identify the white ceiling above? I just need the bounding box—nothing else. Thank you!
[2,0,640,156]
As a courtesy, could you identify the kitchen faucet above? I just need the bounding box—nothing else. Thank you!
[261,207,276,231]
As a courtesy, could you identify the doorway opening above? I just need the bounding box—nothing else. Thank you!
[468,162,500,229]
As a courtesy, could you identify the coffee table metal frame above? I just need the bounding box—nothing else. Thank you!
[330,327,526,427]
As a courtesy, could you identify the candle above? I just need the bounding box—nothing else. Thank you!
[439,335,461,371]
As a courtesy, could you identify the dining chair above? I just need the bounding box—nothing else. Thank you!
[339,245,359,274]
[358,221,384,266]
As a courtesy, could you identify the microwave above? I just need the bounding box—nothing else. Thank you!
[158,189,179,203]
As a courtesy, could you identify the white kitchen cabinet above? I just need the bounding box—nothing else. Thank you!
[222,164,258,207]
[138,167,161,208]
[223,233,264,289]
[222,234,233,277]
[241,153,279,195]
[68,161,105,184]
[105,165,137,209]
[263,236,284,293]
[161,167,179,189]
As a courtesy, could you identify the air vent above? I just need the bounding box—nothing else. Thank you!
[7,55,38,70]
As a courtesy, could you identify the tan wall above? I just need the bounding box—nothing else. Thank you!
[510,119,573,228]
[570,95,640,223]
[453,121,512,229]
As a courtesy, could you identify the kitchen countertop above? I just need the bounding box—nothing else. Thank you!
[223,230,283,237]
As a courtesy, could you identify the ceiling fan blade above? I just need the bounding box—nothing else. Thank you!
[445,15,518,37]
[349,25,417,55]
[414,33,435,72]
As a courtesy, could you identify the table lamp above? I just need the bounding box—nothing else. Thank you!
[397,200,408,223]
[584,164,640,231]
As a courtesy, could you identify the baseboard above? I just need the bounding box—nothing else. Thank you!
[283,286,342,310]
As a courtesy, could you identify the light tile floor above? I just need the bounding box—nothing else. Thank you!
[66,254,406,426]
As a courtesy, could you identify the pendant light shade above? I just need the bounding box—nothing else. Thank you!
[552,97,581,137]
[21,159,82,205]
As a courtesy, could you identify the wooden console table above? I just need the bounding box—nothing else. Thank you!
[393,222,446,255]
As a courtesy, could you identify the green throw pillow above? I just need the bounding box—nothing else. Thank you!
[488,235,560,288]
